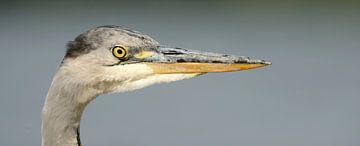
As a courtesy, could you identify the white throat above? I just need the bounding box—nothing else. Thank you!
[42,63,199,146]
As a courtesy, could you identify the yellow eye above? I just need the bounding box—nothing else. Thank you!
[112,46,127,59]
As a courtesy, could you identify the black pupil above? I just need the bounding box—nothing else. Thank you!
[117,49,123,55]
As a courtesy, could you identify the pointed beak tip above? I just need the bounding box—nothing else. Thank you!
[247,59,271,66]
[263,60,272,65]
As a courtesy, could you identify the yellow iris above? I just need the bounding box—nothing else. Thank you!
[112,46,127,59]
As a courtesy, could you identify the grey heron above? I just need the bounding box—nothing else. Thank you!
[42,25,271,146]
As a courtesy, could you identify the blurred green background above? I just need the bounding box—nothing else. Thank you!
[1,0,359,145]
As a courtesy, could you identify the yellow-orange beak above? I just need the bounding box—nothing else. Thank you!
[128,47,271,74]
[146,62,269,74]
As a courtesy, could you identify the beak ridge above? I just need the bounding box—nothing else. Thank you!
[132,47,271,74]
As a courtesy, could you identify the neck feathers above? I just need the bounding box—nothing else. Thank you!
[41,69,98,146]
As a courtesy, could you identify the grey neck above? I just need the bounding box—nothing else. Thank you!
[41,72,98,146]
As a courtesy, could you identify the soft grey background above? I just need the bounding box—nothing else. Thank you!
[1,0,359,145]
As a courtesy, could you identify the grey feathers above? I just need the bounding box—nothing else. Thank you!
[65,25,158,58]
[65,33,95,58]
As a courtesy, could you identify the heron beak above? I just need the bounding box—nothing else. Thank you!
[131,47,271,74]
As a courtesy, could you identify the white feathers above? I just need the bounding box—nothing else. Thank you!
[42,55,199,146]
[111,73,199,93]
[57,56,199,98]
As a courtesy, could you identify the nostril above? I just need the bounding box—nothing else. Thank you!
[163,50,184,55]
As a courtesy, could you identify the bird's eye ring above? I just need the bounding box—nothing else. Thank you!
[112,46,127,59]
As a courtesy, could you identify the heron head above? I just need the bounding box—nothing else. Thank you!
[59,25,270,95]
